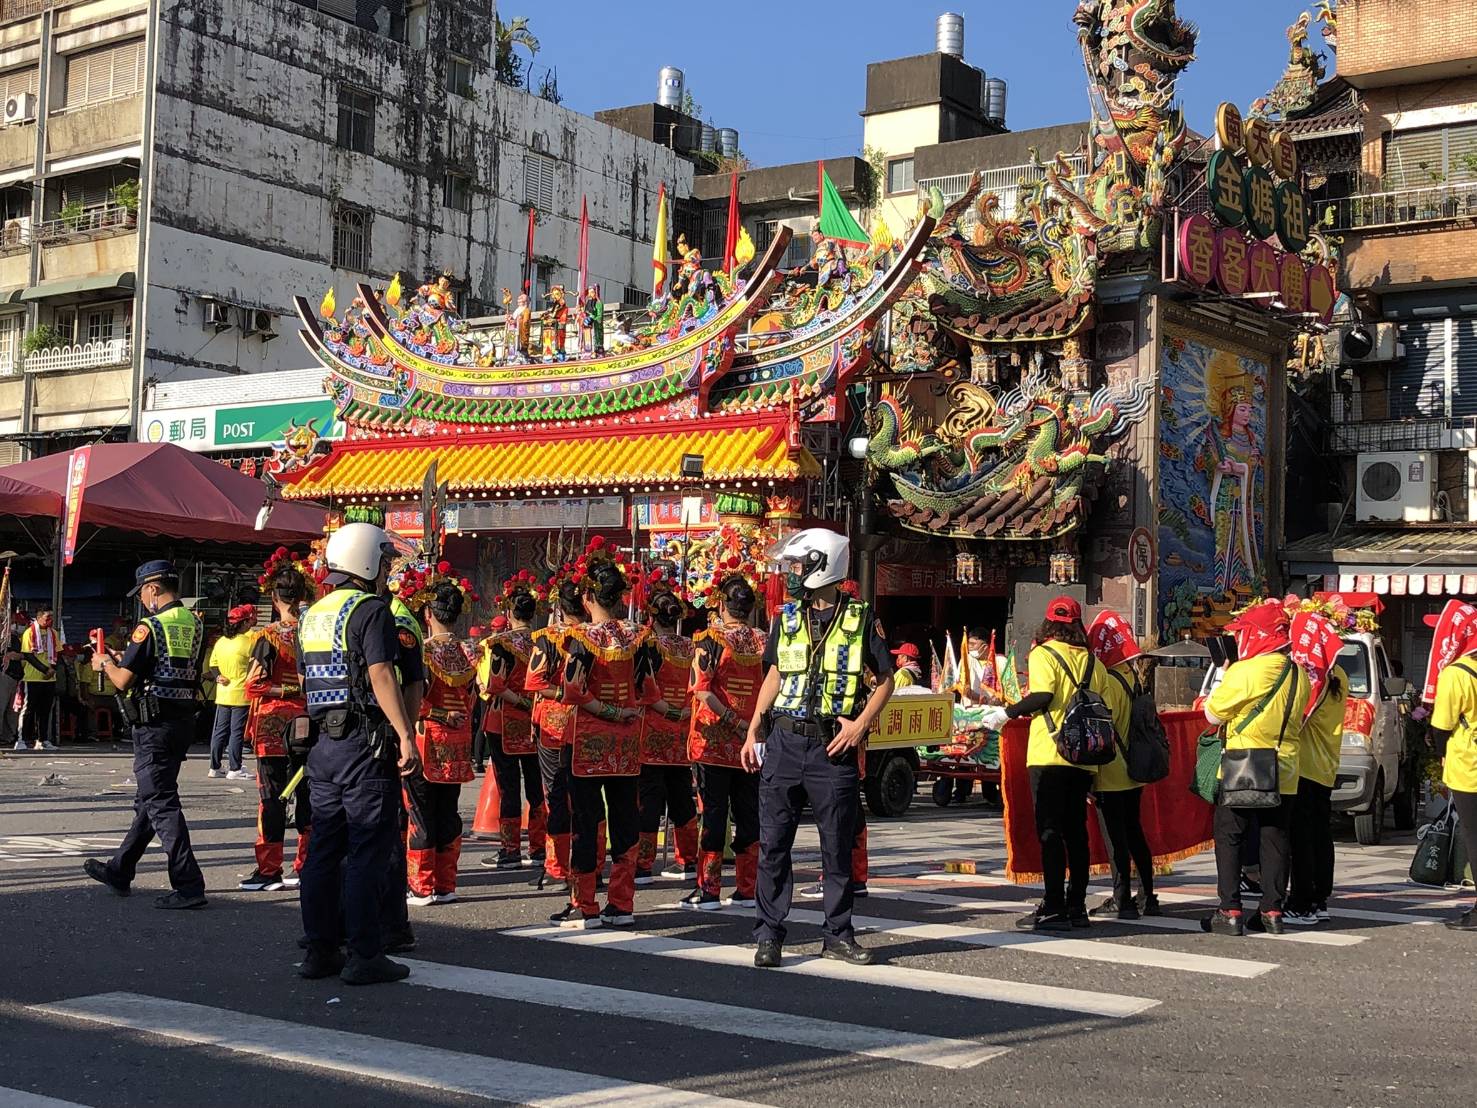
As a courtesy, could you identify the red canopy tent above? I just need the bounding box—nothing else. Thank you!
[0,473,61,519]
[0,442,325,544]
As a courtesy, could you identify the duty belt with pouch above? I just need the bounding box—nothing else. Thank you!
[313,708,397,763]
[775,714,838,740]
[116,691,161,726]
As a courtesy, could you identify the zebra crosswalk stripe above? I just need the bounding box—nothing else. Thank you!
[400,958,1008,1070]
[500,925,1159,1018]
[0,1088,91,1108]
[32,992,774,1108]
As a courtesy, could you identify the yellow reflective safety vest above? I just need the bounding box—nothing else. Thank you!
[300,587,375,714]
[774,599,868,719]
[141,604,203,702]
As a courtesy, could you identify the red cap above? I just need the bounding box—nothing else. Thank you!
[890,643,920,660]
[490,615,509,631]
[1044,596,1082,624]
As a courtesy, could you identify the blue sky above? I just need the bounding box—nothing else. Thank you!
[524,1,1327,167]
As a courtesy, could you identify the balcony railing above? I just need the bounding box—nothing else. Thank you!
[1319,182,1477,232]
[23,337,131,374]
[35,204,138,244]
[916,155,1090,221]
[1329,415,1477,454]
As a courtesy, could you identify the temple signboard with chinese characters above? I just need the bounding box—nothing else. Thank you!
[1177,102,1337,322]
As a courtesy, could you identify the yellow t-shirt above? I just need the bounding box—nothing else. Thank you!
[1095,662,1139,793]
[1431,658,1477,793]
[19,625,56,683]
[208,633,253,708]
[1298,664,1348,790]
[1206,652,1308,795]
[1025,641,1101,773]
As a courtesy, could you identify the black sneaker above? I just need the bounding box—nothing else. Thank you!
[83,859,129,897]
[1137,892,1162,917]
[472,763,486,775]
[633,869,654,887]
[340,954,410,985]
[1444,909,1477,931]
[481,850,522,870]
[1068,906,1091,929]
[297,946,346,979]
[1200,909,1245,936]
[798,882,824,900]
[1090,898,1138,920]
[599,904,635,928]
[1247,910,1284,935]
[238,869,285,892]
[1238,873,1263,898]
[548,903,581,925]
[754,939,782,968]
[679,888,720,911]
[1017,907,1071,931]
[383,928,417,954]
[853,883,869,899]
[155,890,207,910]
[821,938,875,965]
[661,863,696,880]
[525,853,547,869]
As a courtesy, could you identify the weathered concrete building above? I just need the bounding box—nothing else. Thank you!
[0,0,691,459]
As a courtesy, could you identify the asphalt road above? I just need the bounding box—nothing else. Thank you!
[0,745,1471,1108]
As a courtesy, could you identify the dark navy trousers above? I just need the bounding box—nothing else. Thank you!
[299,731,399,959]
[110,715,205,895]
[754,719,859,944]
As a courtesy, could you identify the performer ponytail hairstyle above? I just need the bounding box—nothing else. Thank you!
[428,580,464,625]
[717,574,755,620]
[584,561,627,612]
[510,590,538,622]
[270,566,308,607]
[649,590,684,629]
[556,580,584,619]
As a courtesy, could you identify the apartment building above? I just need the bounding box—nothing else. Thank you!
[1280,0,1477,665]
[0,0,692,461]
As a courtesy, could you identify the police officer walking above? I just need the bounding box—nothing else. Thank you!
[743,529,895,968]
[296,523,422,985]
[84,560,208,909]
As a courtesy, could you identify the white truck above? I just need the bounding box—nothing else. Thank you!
[1201,628,1418,844]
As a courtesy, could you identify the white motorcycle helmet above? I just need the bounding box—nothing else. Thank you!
[324,522,397,586]
[771,528,850,590]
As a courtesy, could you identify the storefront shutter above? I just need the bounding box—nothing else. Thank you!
[1386,128,1446,188]
[1390,321,1444,418]
[1453,319,1477,417]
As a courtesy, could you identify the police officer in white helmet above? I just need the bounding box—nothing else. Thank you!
[743,528,895,968]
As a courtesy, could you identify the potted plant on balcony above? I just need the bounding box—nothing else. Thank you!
[111,180,139,228]
[57,199,84,235]
[22,323,65,367]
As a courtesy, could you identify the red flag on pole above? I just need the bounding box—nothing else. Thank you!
[522,206,537,294]
[576,195,589,297]
[723,172,739,273]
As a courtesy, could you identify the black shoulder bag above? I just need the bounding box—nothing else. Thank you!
[1218,659,1296,810]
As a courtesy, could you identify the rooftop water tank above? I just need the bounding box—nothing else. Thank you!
[985,78,1008,125]
[936,12,964,57]
[716,127,739,159]
[657,66,684,110]
[700,123,716,154]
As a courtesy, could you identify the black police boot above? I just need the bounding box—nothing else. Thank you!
[155,890,208,910]
[83,859,129,897]
[754,940,782,968]
[1445,909,1477,931]
[383,926,417,954]
[821,938,875,966]
[298,945,346,980]
[340,953,411,986]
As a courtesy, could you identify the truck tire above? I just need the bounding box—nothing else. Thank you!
[1391,769,1418,831]
[867,753,915,818]
[1353,772,1385,845]
[932,778,953,807]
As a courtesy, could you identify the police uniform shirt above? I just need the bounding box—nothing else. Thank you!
[392,612,427,688]
[347,599,402,684]
[762,601,895,689]
[118,601,203,716]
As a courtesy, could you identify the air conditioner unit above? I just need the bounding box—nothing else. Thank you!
[2,216,29,247]
[1356,450,1435,522]
[202,298,232,331]
[1337,322,1399,365]
[4,92,35,125]
[241,309,276,339]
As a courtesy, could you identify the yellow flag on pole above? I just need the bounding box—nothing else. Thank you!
[652,182,669,299]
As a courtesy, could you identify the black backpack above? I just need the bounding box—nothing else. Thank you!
[1040,645,1117,766]
[1109,669,1170,784]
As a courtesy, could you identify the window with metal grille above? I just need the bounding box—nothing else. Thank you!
[885,156,914,196]
[331,202,371,272]
[783,232,811,269]
[522,152,555,211]
[1385,123,1477,187]
[446,55,473,98]
[701,205,726,260]
[443,171,471,213]
[64,39,144,109]
[336,86,375,154]
[754,220,776,253]
[622,286,650,309]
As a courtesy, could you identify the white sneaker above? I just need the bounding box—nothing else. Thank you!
[405,892,434,907]
[281,875,301,890]
[43,741,58,750]
[431,891,457,905]
[721,893,757,908]
[1283,909,1320,927]
[798,882,825,900]
[32,741,43,750]
[206,768,224,779]
[12,740,25,750]
[225,769,251,780]
[1314,905,1331,921]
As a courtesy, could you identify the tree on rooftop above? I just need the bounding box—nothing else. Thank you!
[494,15,539,88]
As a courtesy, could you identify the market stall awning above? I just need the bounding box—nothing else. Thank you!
[0,442,327,544]
[281,414,821,500]
[1283,527,1477,596]
[0,473,61,518]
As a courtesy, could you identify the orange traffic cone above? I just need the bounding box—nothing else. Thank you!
[472,767,503,839]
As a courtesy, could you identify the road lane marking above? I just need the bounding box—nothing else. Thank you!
[500,926,1158,1018]
[0,1089,92,1107]
[32,992,771,1107]
[400,958,1006,1069]
[660,902,1277,978]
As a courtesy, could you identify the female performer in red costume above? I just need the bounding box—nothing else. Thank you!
[683,574,765,910]
[634,577,698,884]
[478,574,548,870]
[405,580,476,905]
[239,558,314,892]
[556,548,648,928]
[527,578,584,892]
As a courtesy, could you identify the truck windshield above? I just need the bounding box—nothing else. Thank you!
[1337,643,1371,698]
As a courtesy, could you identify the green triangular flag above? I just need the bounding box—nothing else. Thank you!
[818,165,870,248]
